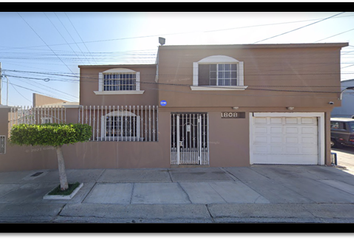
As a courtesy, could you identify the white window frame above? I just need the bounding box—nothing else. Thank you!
[94,68,144,95]
[191,55,247,91]
[100,110,141,141]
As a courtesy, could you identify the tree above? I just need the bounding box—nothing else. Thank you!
[10,123,92,191]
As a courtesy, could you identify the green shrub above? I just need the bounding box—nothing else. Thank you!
[9,123,92,191]
[9,123,92,147]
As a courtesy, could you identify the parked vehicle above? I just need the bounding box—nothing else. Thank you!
[330,117,354,148]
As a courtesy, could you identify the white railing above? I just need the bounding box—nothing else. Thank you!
[9,106,66,131]
[8,105,158,142]
[78,105,158,142]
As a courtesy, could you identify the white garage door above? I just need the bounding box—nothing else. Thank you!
[251,116,319,165]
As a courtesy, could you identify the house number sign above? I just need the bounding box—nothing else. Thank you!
[221,112,245,118]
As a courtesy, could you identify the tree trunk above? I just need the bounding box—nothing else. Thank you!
[56,146,68,191]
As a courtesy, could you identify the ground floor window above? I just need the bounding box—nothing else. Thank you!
[101,111,140,141]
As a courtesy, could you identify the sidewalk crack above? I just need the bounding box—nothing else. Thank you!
[205,204,215,223]
[177,182,192,204]
[129,183,135,204]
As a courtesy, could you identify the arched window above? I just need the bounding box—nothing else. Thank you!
[94,68,144,95]
[191,55,247,91]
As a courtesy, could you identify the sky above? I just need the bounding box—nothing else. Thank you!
[1,11,354,106]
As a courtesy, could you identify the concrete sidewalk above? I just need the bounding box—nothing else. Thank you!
[1,165,354,223]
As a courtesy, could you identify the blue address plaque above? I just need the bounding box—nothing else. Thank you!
[160,100,167,106]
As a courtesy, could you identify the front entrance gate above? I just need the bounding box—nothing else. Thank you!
[170,113,209,165]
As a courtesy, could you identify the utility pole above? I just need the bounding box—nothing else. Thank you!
[0,62,9,106]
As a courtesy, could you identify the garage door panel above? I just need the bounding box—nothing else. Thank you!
[270,118,282,124]
[255,127,267,133]
[252,116,318,165]
[302,127,315,134]
[302,136,316,143]
[271,146,283,154]
[285,118,298,124]
[286,137,298,143]
[303,147,316,154]
[271,136,283,143]
[301,118,316,124]
[252,154,318,165]
[270,127,282,133]
[253,145,269,154]
[256,136,268,143]
[255,118,267,124]
[285,127,299,133]
[286,146,300,154]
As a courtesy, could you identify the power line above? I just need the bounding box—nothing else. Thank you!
[43,12,85,66]
[17,12,74,74]
[3,12,354,52]
[4,72,353,85]
[3,70,346,98]
[4,67,354,85]
[20,77,78,100]
[9,81,32,104]
[65,13,98,64]
[2,79,62,100]
[54,12,93,65]
[315,27,354,42]
[253,12,345,44]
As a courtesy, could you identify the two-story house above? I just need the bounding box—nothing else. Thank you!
[76,42,348,168]
[0,42,347,171]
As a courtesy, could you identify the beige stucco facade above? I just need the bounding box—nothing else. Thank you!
[0,43,348,171]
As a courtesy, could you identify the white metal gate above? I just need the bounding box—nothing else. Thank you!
[170,113,209,165]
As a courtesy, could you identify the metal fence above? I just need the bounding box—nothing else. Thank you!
[8,105,158,142]
[9,106,66,131]
[78,105,158,142]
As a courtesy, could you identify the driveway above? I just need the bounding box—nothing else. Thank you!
[331,146,354,173]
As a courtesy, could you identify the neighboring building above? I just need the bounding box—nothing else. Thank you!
[0,42,348,171]
[331,79,354,118]
[33,93,79,107]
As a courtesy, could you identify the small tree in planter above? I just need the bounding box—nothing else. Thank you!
[10,123,92,191]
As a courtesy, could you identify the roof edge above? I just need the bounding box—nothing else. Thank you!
[79,63,156,68]
[158,42,349,49]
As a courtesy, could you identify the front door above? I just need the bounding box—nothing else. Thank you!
[170,113,209,165]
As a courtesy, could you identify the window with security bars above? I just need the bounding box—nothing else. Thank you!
[103,73,136,91]
[105,116,138,138]
[198,64,237,86]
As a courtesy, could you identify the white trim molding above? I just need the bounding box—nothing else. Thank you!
[198,55,239,63]
[192,55,246,90]
[94,90,145,95]
[100,110,141,141]
[97,68,142,94]
[190,86,248,91]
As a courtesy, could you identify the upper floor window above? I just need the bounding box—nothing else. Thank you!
[94,68,144,95]
[191,55,247,91]
[199,63,237,86]
[103,72,136,91]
